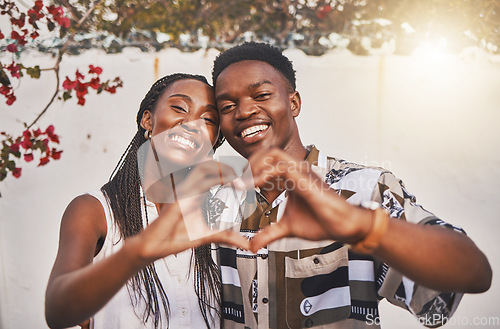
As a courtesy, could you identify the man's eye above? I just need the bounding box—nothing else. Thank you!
[220,104,235,113]
[255,93,271,100]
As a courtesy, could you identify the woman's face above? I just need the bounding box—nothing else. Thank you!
[141,79,219,169]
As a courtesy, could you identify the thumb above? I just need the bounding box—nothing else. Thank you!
[200,229,251,251]
[79,319,90,329]
[249,222,289,253]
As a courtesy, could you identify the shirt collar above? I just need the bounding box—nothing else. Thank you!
[305,144,328,169]
[304,144,320,166]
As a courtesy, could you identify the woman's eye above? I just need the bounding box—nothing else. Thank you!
[171,105,186,112]
[203,118,216,125]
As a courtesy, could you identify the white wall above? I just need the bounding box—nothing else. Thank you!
[0,47,498,329]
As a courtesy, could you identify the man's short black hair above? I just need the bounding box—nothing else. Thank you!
[212,42,296,90]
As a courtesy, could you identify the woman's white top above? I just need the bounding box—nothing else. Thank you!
[87,190,218,329]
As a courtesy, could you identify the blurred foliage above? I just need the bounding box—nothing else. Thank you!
[53,0,500,55]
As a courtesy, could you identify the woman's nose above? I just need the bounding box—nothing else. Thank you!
[180,118,201,133]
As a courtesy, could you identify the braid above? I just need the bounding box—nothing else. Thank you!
[102,131,144,239]
[102,130,170,327]
[194,245,222,328]
[101,73,222,328]
[195,197,223,328]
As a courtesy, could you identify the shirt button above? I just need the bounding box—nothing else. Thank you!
[181,308,187,315]
[265,210,272,216]
[313,257,320,264]
[261,254,268,260]
[262,297,269,304]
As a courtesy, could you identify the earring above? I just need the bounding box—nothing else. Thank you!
[144,130,151,140]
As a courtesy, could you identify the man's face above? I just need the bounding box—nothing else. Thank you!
[215,60,300,159]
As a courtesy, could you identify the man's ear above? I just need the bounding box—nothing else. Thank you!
[140,110,153,131]
[290,91,301,118]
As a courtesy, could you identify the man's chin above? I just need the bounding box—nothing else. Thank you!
[233,142,274,159]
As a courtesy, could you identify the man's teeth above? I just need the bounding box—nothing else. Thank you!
[170,135,196,149]
[241,124,268,138]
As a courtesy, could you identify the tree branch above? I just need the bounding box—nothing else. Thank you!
[26,0,102,129]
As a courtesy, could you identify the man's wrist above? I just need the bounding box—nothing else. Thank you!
[349,202,389,254]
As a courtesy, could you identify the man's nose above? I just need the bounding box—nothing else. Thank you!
[235,99,258,120]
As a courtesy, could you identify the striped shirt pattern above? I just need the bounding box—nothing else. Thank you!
[212,145,463,329]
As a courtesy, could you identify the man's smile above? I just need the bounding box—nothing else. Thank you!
[240,124,269,139]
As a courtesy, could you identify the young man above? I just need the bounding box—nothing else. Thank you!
[210,42,491,329]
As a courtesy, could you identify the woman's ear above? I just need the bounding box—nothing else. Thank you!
[140,110,153,131]
[290,91,301,118]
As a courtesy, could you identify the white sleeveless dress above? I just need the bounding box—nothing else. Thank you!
[87,190,219,329]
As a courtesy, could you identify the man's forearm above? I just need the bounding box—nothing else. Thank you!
[372,217,492,293]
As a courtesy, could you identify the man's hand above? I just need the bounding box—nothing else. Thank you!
[245,149,492,293]
[246,148,372,253]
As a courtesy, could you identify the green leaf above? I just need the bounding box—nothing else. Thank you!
[34,140,46,152]
[26,66,41,79]
[62,91,72,101]
[6,160,16,171]
[47,20,55,32]
[0,67,11,87]
[0,169,7,182]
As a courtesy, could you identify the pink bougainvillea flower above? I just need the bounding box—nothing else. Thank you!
[7,43,18,53]
[20,138,33,150]
[12,167,22,178]
[89,77,100,90]
[38,156,50,167]
[6,95,16,105]
[9,142,20,153]
[62,77,77,90]
[89,65,103,75]
[51,149,62,160]
[24,153,34,162]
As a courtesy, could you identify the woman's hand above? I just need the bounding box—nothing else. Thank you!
[46,160,249,328]
[133,160,250,264]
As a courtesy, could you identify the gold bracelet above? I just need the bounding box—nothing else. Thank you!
[350,207,389,254]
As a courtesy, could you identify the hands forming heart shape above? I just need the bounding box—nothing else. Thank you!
[138,148,372,260]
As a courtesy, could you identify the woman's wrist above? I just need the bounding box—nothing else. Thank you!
[122,235,154,269]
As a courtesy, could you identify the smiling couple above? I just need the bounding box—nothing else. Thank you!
[46,42,491,329]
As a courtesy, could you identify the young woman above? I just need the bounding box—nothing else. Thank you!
[45,73,249,329]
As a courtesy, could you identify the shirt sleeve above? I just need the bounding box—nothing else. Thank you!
[372,171,464,328]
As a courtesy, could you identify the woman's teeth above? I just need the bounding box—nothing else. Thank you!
[241,124,269,138]
[170,135,196,149]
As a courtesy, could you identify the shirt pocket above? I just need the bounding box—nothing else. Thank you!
[284,246,351,328]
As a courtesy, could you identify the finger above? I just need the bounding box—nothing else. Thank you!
[249,223,289,253]
[79,319,90,329]
[172,161,238,199]
[218,231,251,250]
[199,229,251,250]
[189,161,238,187]
[246,150,312,188]
[251,160,310,192]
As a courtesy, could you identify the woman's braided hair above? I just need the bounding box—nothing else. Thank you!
[101,73,223,328]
